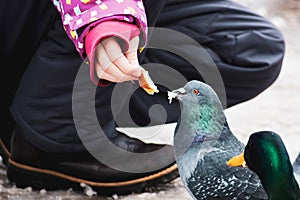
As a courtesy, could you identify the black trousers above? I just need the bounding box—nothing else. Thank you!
[1,0,285,152]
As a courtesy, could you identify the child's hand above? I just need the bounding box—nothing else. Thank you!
[94,36,142,83]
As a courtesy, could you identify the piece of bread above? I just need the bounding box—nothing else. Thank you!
[139,70,159,95]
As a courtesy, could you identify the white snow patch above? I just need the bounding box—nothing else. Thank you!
[80,183,97,196]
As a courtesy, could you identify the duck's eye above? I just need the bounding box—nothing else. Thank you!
[193,89,200,95]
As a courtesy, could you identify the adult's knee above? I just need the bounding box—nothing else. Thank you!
[224,26,285,107]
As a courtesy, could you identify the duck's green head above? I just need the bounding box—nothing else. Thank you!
[244,131,290,176]
[229,131,300,200]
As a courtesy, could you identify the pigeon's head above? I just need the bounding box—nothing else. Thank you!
[168,80,222,109]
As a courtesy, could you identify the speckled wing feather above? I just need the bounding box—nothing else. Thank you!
[176,127,268,200]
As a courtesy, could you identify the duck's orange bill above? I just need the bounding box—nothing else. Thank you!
[227,152,247,167]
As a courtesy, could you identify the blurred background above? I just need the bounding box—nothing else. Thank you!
[1,0,299,199]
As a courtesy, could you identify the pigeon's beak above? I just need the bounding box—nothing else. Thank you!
[227,152,247,168]
[168,88,187,104]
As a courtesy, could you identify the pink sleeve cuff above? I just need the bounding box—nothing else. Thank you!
[85,21,140,86]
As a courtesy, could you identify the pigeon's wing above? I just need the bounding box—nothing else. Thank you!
[182,129,268,200]
[293,153,300,183]
[185,149,268,200]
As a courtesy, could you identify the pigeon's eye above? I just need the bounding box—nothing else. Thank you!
[193,89,200,95]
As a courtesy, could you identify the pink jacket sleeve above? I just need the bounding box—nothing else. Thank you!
[85,21,140,85]
[50,0,147,58]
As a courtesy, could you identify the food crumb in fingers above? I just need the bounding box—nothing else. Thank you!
[138,70,159,95]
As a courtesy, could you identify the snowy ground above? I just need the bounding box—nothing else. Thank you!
[1,1,300,199]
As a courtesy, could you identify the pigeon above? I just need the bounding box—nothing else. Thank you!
[169,80,268,200]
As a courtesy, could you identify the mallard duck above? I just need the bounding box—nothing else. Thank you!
[168,80,269,199]
[228,131,300,200]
